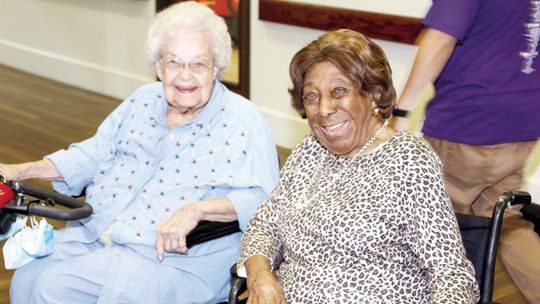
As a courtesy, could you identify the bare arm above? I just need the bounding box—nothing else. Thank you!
[393,28,458,131]
[0,160,63,181]
[156,197,238,260]
[245,255,287,304]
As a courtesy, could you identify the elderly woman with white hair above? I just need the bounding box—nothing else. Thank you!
[4,1,279,303]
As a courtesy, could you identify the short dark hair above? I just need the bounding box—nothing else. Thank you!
[289,29,396,119]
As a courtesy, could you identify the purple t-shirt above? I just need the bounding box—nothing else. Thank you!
[422,0,540,145]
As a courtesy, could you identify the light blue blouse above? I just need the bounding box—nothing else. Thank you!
[44,81,280,302]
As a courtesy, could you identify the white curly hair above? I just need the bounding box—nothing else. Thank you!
[146,1,232,80]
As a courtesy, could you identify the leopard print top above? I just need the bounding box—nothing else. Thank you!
[239,132,479,303]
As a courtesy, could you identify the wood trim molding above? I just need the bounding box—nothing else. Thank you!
[259,0,423,45]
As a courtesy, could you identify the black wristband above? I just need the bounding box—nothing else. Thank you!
[392,107,409,117]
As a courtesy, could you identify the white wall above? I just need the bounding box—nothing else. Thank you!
[0,0,156,100]
[0,0,538,199]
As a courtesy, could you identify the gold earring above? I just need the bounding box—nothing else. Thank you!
[371,107,380,116]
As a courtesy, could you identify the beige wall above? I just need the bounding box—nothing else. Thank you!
[249,0,430,149]
[0,0,430,148]
[0,0,156,99]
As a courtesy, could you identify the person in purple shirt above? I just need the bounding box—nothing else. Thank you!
[0,2,279,303]
[393,0,540,302]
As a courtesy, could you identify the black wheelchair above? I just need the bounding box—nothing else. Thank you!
[226,191,534,304]
[456,191,532,304]
[0,179,241,248]
[1,181,93,231]
[0,179,240,303]
[1,181,535,304]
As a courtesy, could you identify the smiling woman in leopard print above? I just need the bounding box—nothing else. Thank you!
[237,29,479,303]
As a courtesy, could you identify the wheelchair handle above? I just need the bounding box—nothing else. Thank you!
[483,191,531,303]
[499,191,532,207]
[25,203,93,221]
[13,183,88,209]
[2,182,92,221]
[3,182,238,245]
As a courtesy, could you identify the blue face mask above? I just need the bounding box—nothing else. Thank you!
[21,218,54,257]
[3,218,54,270]
[0,216,27,241]
[3,226,35,269]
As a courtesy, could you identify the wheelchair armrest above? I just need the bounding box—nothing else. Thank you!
[228,264,247,304]
[1,181,241,249]
[185,220,241,248]
[1,182,93,221]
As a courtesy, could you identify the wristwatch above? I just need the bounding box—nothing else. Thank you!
[392,107,409,118]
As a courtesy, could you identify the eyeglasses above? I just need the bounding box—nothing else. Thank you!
[159,55,214,74]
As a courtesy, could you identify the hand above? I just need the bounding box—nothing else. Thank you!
[0,160,61,182]
[0,163,23,182]
[247,269,287,304]
[155,202,202,261]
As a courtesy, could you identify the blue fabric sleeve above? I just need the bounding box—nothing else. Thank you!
[227,187,266,231]
[44,99,131,196]
[226,124,280,231]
